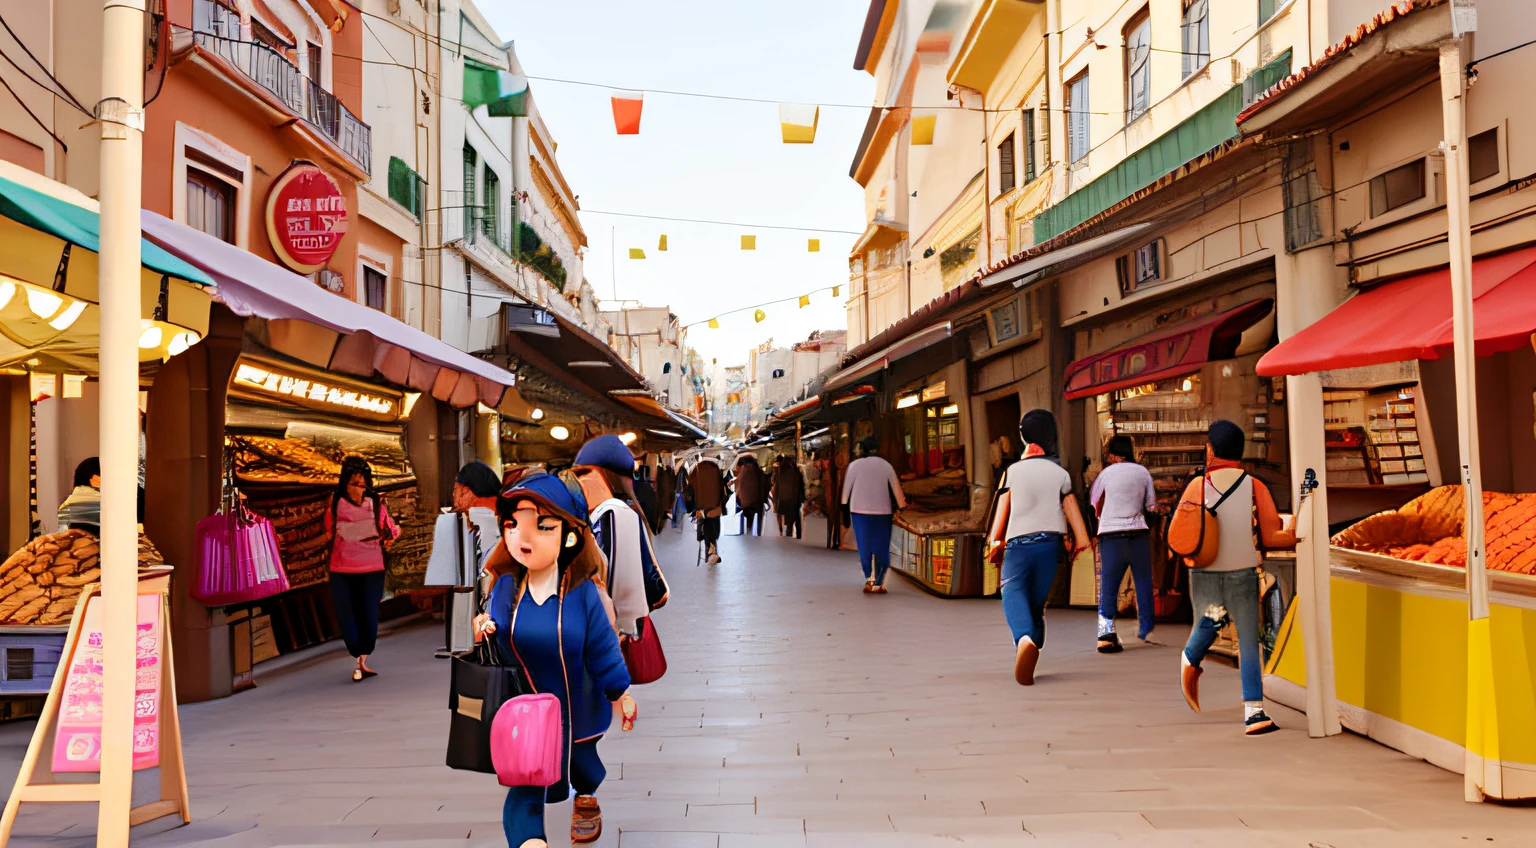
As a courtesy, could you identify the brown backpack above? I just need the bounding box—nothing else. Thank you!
[1167,472,1248,569]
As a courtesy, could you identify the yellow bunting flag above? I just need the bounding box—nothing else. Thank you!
[658,234,668,251]
[833,285,841,297]
[911,114,936,145]
[629,248,646,260]
[708,318,719,329]
[778,103,820,144]
[798,295,810,309]
[741,235,757,250]
[753,309,766,323]
[807,238,820,252]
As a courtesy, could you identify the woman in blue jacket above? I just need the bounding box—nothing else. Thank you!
[475,473,630,847]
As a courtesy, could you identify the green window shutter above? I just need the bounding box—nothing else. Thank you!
[387,156,422,218]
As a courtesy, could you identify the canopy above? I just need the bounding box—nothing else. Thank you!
[140,210,515,409]
[1256,248,1536,377]
[0,165,214,373]
[825,322,952,392]
[980,223,1153,289]
[1064,299,1274,400]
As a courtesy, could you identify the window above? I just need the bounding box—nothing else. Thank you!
[1259,0,1279,25]
[1369,158,1426,217]
[6,647,34,681]
[1067,71,1090,162]
[1115,239,1166,296]
[482,165,500,245]
[998,132,1016,194]
[186,169,235,244]
[307,42,322,83]
[462,145,477,236]
[1282,140,1325,251]
[387,156,423,218]
[1022,109,1037,183]
[1124,9,1151,123]
[1469,128,1500,184]
[363,265,387,312]
[1182,0,1209,78]
[251,18,289,53]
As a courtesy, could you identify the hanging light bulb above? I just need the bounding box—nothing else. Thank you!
[48,300,87,331]
[531,407,545,420]
[26,288,64,320]
[619,432,637,445]
[549,425,570,441]
[0,281,15,308]
[138,325,163,349]
[167,332,191,357]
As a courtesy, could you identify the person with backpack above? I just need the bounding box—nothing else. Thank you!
[840,436,906,594]
[1089,435,1159,653]
[1171,420,1295,735]
[770,454,806,539]
[732,454,768,536]
[324,456,400,682]
[687,455,729,564]
[473,473,631,847]
[983,410,1090,686]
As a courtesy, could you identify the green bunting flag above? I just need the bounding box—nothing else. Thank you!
[463,61,529,117]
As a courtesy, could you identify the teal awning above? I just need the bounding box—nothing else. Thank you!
[463,60,530,118]
[1033,50,1293,243]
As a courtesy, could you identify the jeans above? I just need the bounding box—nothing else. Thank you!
[697,516,721,547]
[329,570,385,658]
[781,510,802,539]
[671,493,686,527]
[850,513,894,584]
[502,739,605,845]
[1097,531,1155,639]
[1184,567,1264,702]
[1001,533,1061,648]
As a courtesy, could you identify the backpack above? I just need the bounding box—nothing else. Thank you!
[1167,471,1248,569]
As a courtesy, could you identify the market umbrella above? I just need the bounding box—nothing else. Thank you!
[0,163,213,374]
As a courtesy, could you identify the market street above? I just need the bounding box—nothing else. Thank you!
[2,517,1527,847]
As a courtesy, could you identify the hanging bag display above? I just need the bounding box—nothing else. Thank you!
[446,585,533,775]
[191,460,290,606]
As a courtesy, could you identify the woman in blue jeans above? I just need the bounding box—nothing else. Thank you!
[840,437,907,593]
[985,410,1089,685]
[1089,435,1158,653]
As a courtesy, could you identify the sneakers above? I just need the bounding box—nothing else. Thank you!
[706,546,721,565]
[1013,637,1040,686]
[571,796,602,844]
[1245,710,1279,736]
[1096,632,1123,654]
[1180,654,1202,713]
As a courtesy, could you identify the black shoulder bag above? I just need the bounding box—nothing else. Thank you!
[446,580,533,774]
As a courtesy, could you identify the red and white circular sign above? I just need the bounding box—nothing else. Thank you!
[265,163,349,274]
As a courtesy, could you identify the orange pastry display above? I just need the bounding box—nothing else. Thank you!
[1332,485,1536,574]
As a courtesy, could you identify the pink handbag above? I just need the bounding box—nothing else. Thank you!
[192,500,290,607]
[490,693,563,787]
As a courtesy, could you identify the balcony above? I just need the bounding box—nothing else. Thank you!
[190,0,371,174]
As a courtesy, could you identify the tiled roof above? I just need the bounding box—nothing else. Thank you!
[1236,0,1443,126]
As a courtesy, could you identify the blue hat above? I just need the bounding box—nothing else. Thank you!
[573,434,636,476]
[499,472,590,528]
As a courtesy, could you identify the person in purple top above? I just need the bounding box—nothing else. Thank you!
[1089,435,1159,653]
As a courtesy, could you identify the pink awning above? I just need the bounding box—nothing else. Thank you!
[140,210,514,409]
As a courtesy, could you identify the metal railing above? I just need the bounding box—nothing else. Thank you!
[190,0,371,174]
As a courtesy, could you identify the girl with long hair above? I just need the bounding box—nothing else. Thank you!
[474,472,631,847]
[325,455,400,682]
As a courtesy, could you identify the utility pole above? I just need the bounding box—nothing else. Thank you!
[95,1,146,844]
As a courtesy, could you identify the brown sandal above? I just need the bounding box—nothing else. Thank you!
[571,795,602,844]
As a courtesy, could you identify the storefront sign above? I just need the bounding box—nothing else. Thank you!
[265,163,349,274]
[232,361,400,420]
[52,593,163,773]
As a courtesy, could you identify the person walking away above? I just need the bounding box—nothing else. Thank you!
[1089,436,1158,653]
[670,461,689,529]
[474,473,631,847]
[654,459,677,534]
[632,463,661,535]
[325,456,400,681]
[733,454,767,536]
[425,461,503,656]
[1174,420,1296,735]
[840,437,906,594]
[771,455,806,539]
[688,455,728,564]
[984,410,1090,686]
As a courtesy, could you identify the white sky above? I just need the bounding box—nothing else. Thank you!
[484,0,875,366]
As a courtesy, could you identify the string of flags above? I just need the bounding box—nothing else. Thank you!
[627,235,824,255]
[686,284,845,331]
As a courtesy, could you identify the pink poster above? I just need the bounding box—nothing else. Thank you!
[52,594,163,773]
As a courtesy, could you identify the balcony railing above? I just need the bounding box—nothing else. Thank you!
[191,0,371,174]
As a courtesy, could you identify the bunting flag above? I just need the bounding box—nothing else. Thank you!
[833,285,841,297]
[778,103,820,144]
[611,90,644,134]
[807,238,820,252]
[708,318,719,329]
[798,295,810,309]
[753,309,766,323]
[658,234,668,251]
[911,114,937,145]
[463,61,530,116]
[741,235,756,250]
[629,248,646,259]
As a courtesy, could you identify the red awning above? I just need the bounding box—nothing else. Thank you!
[1256,247,1536,377]
[1064,299,1275,400]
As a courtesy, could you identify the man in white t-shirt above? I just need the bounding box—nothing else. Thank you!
[840,437,906,594]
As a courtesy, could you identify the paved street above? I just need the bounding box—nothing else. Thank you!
[3,516,1530,847]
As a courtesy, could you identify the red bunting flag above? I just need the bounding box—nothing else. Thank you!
[611,90,643,135]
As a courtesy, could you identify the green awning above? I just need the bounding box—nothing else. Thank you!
[1033,50,1294,243]
[0,175,213,286]
[463,60,530,118]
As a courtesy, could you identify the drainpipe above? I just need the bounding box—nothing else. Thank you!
[1046,0,1066,205]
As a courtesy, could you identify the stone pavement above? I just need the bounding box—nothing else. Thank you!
[2,516,1530,847]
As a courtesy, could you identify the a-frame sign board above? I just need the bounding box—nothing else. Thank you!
[0,565,190,844]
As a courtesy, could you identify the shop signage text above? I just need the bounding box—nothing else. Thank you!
[265,163,349,274]
[234,363,396,417]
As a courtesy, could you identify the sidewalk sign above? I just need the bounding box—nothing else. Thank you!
[0,566,190,844]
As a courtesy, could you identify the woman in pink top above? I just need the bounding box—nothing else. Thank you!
[325,456,400,681]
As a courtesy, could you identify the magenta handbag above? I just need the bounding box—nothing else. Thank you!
[490,693,563,787]
[192,498,290,607]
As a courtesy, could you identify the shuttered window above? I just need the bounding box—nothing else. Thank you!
[482,166,500,246]
[1067,72,1090,162]
[1182,0,1210,78]
[1124,9,1151,123]
[462,145,477,237]
[387,156,423,218]
[998,132,1015,195]
[1022,110,1037,184]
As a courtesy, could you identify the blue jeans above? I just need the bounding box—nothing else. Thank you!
[1001,533,1061,647]
[851,513,894,584]
[671,493,686,526]
[1184,568,1264,702]
[503,739,605,844]
[1097,531,1155,639]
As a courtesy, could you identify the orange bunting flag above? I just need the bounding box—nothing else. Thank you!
[911,114,936,145]
[779,103,820,144]
[798,295,810,309]
[708,318,719,329]
[753,309,766,323]
[658,234,668,251]
[832,285,841,297]
[611,90,643,135]
[629,248,646,259]
[741,235,757,250]
[807,238,820,252]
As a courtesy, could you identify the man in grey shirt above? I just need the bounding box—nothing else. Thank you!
[1089,435,1158,653]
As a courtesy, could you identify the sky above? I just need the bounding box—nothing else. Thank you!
[483,0,876,367]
